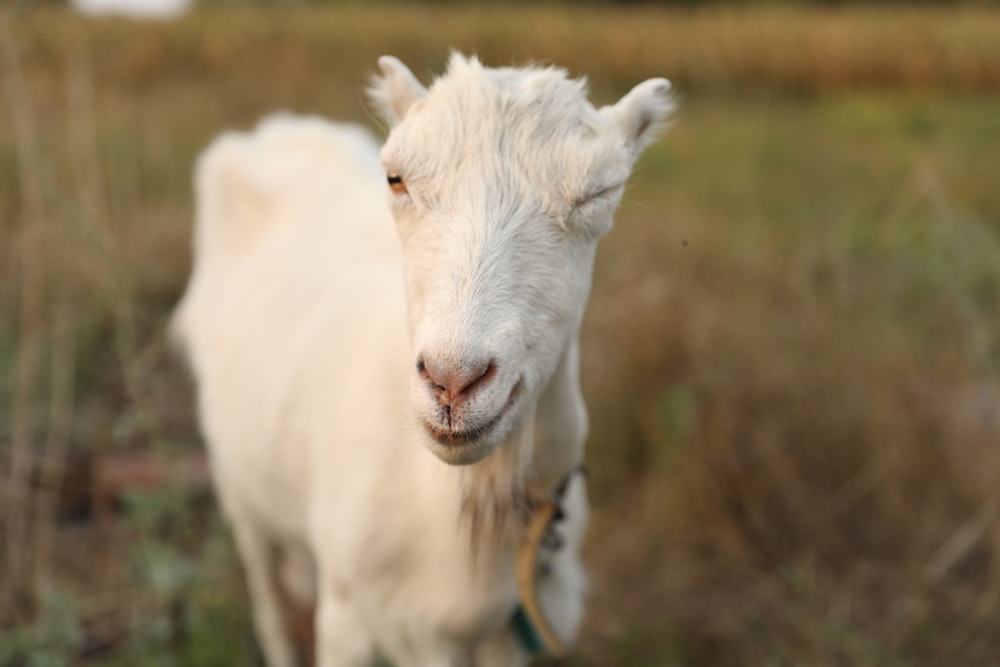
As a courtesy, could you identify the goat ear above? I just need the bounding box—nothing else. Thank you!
[605,78,674,159]
[370,56,428,127]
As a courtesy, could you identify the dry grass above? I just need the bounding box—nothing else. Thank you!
[11,3,1000,99]
[576,94,1000,665]
[1,4,999,666]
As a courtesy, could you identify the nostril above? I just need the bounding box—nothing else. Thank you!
[463,361,497,396]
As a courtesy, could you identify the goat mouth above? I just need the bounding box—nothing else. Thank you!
[424,380,523,447]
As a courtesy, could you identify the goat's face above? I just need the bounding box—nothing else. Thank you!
[372,54,672,465]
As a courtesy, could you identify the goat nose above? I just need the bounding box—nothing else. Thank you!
[417,355,497,410]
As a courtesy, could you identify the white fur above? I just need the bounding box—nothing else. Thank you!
[172,54,672,667]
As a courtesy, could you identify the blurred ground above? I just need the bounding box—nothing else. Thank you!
[1,4,999,666]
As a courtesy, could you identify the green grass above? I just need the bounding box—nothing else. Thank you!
[580,90,1000,665]
[2,5,999,666]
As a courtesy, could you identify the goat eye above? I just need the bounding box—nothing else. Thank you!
[387,173,407,195]
[576,184,623,207]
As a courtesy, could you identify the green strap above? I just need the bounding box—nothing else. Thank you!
[512,604,547,656]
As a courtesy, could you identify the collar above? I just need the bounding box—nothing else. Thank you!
[513,464,586,656]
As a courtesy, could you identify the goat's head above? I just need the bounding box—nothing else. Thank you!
[371,53,672,466]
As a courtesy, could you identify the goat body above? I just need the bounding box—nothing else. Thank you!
[172,54,672,666]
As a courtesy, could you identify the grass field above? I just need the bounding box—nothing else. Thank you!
[2,4,1000,666]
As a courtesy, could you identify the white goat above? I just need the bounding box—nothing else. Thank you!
[171,53,672,667]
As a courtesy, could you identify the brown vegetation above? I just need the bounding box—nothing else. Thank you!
[11,4,1000,97]
[2,4,999,665]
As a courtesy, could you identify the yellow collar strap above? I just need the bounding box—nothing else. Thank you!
[514,464,586,657]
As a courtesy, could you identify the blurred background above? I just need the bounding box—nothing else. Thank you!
[2,0,999,665]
